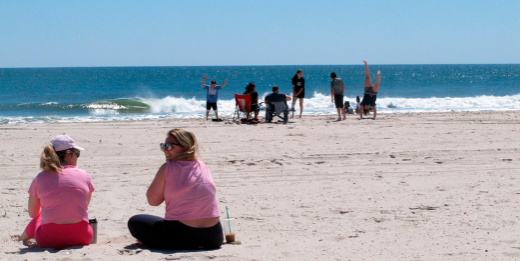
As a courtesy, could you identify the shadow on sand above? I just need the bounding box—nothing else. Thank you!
[123,243,220,255]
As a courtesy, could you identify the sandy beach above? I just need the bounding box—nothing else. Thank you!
[1,111,520,260]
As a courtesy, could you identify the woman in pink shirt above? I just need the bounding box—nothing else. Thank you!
[128,129,223,250]
[18,135,95,249]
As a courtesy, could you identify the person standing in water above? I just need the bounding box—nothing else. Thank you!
[290,70,305,118]
[330,72,346,121]
[201,75,228,120]
[359,61,380,120]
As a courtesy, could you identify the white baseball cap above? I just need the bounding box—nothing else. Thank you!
[51,135,85,152]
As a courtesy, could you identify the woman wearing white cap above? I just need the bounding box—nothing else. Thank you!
[18,135,95,249]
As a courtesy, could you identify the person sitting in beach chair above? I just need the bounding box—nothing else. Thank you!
[233,93,255,123]
[243,82,260,121]
[264,86,291,124]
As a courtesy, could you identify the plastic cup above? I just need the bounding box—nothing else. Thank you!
[89,218,98,244]
[221,218,236,243]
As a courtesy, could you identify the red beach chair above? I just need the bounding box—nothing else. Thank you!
[233,94,254,123]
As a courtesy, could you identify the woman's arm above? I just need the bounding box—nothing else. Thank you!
[28,195,40,218]
[87,193,92,206]
[146,163,167,206]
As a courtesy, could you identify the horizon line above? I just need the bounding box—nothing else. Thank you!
[1,63,519,69]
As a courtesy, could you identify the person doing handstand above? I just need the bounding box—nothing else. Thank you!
[359,61,380,120]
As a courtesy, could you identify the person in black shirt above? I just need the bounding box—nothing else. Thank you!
[243,82,260,120]
[290,70,305,118]
[264,86,291,123]
[264,86,290,104]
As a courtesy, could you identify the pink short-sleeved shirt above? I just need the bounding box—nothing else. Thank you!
[28,165,95,225]
[164,160,220,221]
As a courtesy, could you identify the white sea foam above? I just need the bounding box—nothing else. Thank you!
[141,92,520,114]
[1,93,519,124]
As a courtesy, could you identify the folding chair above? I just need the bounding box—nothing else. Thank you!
[233,94,253,123]
[265,101,289,124]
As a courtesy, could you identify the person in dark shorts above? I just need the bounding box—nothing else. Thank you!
[360,61,381,120]
[330,72,346,121]
[243,82,259,120]
[128,129,223,250]
[290,70,305,118]
[201,75,227,120]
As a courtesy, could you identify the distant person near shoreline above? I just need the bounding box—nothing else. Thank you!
[243,82,260,120]
[360,61,380,120]
[330,72,346,121]
[201,76,227,120]
[291,70,305,118]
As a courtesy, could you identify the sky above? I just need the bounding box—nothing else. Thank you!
[0,0,519,68]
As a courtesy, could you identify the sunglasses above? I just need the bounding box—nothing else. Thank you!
[160,142,181,151]
[66,150,80,158]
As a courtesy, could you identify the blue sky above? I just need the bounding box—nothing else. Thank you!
[0,0,518,68]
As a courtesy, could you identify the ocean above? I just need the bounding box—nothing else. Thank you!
[1,64,519,124]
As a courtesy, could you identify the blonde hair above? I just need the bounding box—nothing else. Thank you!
[40,145,62,172]
[167,129,199,161]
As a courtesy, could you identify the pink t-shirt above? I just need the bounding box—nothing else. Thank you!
[28,165,95,225]
[164,160,220,220]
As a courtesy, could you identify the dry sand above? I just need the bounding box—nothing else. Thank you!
[1,111,520,260]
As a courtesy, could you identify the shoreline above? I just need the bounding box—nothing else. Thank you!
[2,110,520,126]
[1,110,520,260]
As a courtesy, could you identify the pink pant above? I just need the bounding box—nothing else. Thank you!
[25,216,93,249]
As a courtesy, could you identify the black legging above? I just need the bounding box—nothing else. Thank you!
[128,214,223,250]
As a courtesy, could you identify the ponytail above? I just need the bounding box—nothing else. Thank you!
[40,145,62,173]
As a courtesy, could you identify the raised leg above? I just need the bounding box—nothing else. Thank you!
[373,71,381,93]
[364,61,372,87]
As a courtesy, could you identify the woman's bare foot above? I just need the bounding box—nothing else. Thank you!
[363,60,367,65]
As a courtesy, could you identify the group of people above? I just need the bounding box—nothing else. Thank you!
[19,131,224,250]
[201,61,381,122]
[17,61,381,251]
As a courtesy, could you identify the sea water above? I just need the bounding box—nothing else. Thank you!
[0,64,519,124]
